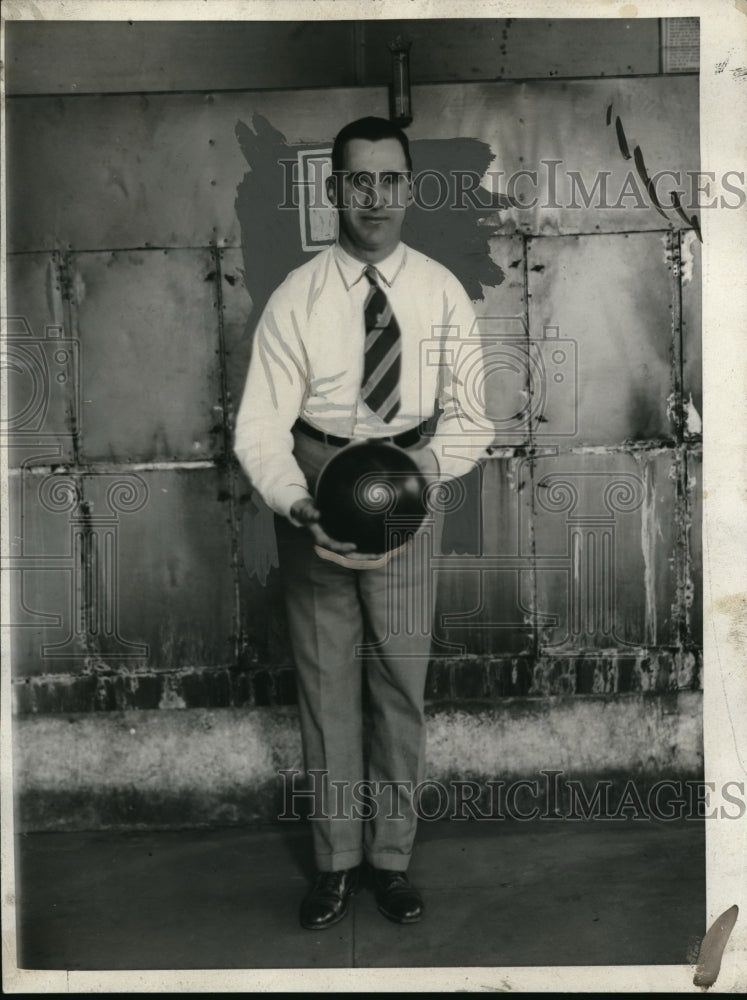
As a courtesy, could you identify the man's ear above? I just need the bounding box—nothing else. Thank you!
[404,173,414,207]
[326,173,339,208]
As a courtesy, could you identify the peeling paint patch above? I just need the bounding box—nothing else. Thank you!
[685,393,702,435]
[665,390,677,428]
[640,460,658,646]
[680,229,697,284]
[158,675,187,710]
[72,269,86,305]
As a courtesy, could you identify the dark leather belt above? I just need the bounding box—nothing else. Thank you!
[293,417,427,449]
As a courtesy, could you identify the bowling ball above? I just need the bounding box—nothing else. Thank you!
[315,440,428,554]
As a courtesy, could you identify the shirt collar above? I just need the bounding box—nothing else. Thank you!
[333,241,407,291]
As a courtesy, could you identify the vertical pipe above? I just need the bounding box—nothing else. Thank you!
[353,22,366,86]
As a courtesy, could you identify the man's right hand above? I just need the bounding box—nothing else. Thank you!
[289,498,385,561]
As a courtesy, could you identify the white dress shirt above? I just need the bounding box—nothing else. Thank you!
[234,241,489,519]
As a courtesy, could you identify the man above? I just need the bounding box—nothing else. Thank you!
[235,116,487,929]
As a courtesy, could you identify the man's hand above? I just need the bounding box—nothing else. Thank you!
[289,497,384,561]
[409,445,440,477]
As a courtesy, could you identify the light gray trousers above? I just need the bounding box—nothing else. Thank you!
[276,429,441,872]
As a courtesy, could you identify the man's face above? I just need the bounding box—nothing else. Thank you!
[328,137,413,263]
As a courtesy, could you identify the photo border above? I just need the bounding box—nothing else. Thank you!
[1,0,745,992]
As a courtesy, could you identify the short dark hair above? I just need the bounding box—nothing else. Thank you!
[331,116,412,174]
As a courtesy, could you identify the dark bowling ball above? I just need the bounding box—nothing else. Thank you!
[315,440,428,554]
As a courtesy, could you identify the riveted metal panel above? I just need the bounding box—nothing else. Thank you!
[235,478,292,668]
[4,20,661,97]
[463,235,531,449]
[218,248,254,434]
[526,232,674,445]
[80,468,235,671]
[6,75,698,255]
[69,249,223,462]
[478,235,526,320]
[5,254,77,468]
[5,21,357,96]
[5,88,388,253]
[6,92,245,253]
[531,451,678,654]
[680,230,702,437]
[406,75,699,236]
[434,458,534,655]
[8,471,90,678]
[363,18,660,83]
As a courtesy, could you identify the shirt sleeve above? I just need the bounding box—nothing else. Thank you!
[426,274,494,481]
[233,288,312,521]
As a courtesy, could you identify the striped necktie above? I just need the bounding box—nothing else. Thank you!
[361,265,401,423]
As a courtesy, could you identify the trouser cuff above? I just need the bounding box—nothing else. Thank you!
[365,852,411,872]
[315,849,364,872]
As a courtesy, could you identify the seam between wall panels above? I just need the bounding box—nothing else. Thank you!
[6,442,702,477]
[522,233,540,665]
[4,73,699,101]
[670,230,690,668]
[212,246,242,670]
[59,250,96,666]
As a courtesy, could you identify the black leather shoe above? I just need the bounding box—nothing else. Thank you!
[373,869,423,924]
[299,868,359,930]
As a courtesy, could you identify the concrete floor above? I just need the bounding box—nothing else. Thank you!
[15,818,704,971]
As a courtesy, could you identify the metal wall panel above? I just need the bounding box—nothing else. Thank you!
[407,76,699,236]
[6,20,661,97]
[81,468,235,670]
[5,88,388,253]
[234,466,293,670]
[434,458,534,655]
[5,254,76,468]
[469,235,531,449]
[478,235,526,320]
[363,18,660,82]
[5,21,357,96]
[6,76,699,254]
[526,232,674,445]
[8,471,89,677]
[531,451,678,652]
[69,249,223,462]
[6,92,242,252]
